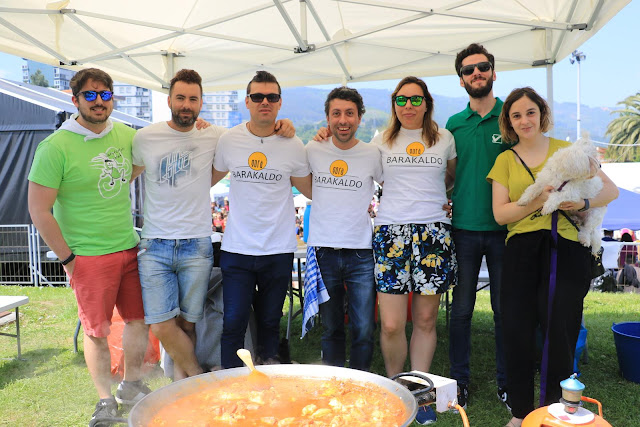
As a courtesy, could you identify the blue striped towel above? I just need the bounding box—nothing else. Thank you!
[301,246,329,338]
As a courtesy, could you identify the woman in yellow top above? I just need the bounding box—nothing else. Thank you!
[487,87,618,427]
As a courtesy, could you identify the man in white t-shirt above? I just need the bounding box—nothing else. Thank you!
[212,71,311,368]
[132,70,296,379]
[132,69,217,381]
[306,87,382,371]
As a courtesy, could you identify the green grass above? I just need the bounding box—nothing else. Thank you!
[1,285,639,426]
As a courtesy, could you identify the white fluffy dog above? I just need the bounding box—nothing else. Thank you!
[516,138,606,254]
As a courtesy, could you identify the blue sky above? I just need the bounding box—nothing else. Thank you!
[1,1,636,109]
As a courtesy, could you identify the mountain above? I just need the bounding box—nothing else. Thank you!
[239,87,614,142]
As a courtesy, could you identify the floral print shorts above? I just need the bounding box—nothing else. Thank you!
[373,222,457,295]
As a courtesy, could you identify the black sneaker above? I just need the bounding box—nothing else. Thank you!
[497,387,512,412]
[115,380,152,405]
[451,383,468,413]
[88,398,118,427]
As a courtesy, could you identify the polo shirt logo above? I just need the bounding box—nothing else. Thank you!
[330,160,348,177]
[406,141,425,156]
[492,134,502,144]
[248,152,267,170]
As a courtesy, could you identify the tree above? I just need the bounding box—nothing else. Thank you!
[605,93,640,162]
[30,69,49,87]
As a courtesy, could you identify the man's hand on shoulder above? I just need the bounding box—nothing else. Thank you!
[195,117,211,130]
[313,127,331,142]
[275,118,295,138]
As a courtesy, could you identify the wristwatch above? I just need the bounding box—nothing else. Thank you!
[61,253,76,265]
[577,198,590,212]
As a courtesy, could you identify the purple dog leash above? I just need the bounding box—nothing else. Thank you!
[539,209,559,407]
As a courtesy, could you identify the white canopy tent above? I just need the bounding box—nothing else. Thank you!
[0,0,630,104]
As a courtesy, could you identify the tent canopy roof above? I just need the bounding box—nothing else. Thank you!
[0,0,630,92]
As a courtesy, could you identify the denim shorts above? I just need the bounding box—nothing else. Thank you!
[138,237,213,324]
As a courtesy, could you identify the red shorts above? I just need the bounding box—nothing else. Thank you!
[68,247,144,338]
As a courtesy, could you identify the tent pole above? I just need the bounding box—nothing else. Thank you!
[167,52,175,84]
[546,64,554,139]
[300,0,307,45]
[305,0,352,81]
[273,0,309,52]
[545,28,555,139]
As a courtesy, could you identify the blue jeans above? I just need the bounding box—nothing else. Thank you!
[220,251,293,368]
[316,247,376,371]
[138,237,213,324]
[449,229,507,387]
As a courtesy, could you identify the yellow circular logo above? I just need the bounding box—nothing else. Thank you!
[330,160,348,177]
[248,152,267,171]
[406,142,425,157]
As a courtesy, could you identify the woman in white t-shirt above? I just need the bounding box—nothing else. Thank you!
[371,76,457,424]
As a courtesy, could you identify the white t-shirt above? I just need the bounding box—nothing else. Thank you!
[213,123,309,255]
[306,139,383,249]
[132,122,225,238]
[373,127,456,226]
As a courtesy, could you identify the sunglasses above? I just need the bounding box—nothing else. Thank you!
[247,93,281,103]
[79,90,113,102]
[394,95,424,107]
[459,61,492,76]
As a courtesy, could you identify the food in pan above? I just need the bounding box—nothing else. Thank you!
[148,375,408,426]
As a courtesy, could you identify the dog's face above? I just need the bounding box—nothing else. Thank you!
[547,139,598,181]
[587,157,600,179]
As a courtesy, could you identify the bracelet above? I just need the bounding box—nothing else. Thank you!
[61,253,76,265]
[577,198,590,212]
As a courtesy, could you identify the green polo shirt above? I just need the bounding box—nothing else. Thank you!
[28,123,139,256]
[446,98,508,231]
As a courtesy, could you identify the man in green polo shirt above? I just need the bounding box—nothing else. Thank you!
[28,68,150,426]
[445,43,509,412]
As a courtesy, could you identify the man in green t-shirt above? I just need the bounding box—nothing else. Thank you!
[28,68,150,426]
[445,43,509,411]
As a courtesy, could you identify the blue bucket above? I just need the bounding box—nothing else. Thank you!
[611,322,640,384]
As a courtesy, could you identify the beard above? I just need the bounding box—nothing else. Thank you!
[171,108,199,128]
[464,76,494,99]
[79,106,110,124]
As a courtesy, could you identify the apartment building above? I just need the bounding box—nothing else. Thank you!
[201,91,242,128]
[113,83,153,122]
[22,60,75,91]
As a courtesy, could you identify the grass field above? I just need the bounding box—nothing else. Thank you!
[1,285,639,426]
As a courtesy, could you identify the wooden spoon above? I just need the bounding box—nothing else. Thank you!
[236,348,271,390]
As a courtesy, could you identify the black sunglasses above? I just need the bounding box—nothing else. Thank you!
[79,90,113,102]
[247,93,281,103]
[394,95,424,107]
[459,61,492,76]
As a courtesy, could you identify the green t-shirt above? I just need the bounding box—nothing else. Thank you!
[28,123,139,255]
[487,138,579,243]
[446,98,508,231]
